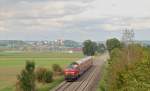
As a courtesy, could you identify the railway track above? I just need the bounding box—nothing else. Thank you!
[52,66,96,91]
[51,54,108,91]
[53,82,73,91]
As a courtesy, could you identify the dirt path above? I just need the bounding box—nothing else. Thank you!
[51,53,108,91]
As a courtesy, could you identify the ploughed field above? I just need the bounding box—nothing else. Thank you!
[0,51,83,91]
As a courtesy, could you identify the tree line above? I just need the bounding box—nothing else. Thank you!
[99,38,150,91]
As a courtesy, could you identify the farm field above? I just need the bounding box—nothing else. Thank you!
[0,51,83,91]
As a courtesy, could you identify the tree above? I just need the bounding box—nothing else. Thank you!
[106,38,122,52]
[16,61,35,91]
[83,40,97,56]
[97,43,106,53]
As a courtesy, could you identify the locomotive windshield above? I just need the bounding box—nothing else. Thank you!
[67,62,78,69]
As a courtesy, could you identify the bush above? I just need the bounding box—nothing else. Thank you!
[36,67,47,82]
[43,70,53,83]
[36,67,53,83]
[52,64,63,75]
[16,61,35,91]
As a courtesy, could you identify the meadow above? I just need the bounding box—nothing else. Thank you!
[0,51,83,91]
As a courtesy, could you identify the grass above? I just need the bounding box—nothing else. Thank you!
[0,51,83,58]
[0,51,83,91]
[97,62,107,91]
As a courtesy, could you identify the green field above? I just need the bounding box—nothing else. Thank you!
[0,51,83,91]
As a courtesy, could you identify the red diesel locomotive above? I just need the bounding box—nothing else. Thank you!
[64,56,93,81]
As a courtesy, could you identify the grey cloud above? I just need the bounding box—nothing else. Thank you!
[0,0,90,32]
[0,0,94,2]
[0,0,94,6]
[63,16,150,32]
[0,0,88,20]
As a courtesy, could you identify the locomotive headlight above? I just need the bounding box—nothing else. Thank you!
[70,72,75,74]
[65,72,69,74]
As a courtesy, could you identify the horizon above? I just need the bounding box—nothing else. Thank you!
[0,39,150,42]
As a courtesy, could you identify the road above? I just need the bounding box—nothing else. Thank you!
[51,53,108,91]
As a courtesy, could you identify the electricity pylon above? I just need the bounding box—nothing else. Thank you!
[122,29,135,45]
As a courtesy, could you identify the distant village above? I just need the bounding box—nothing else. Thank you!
[0,40,83,52]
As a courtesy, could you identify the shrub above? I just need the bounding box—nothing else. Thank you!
[43,70,53,83]
[52,64,63,75]
[36,67,47,83]
[36,67,53,83]
[16,61,35,91]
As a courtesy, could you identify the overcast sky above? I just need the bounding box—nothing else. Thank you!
[0,0,150,41]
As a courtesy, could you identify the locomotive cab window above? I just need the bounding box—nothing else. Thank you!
[67,62,79,69]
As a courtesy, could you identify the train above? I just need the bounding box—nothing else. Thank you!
[64,56,93,81]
